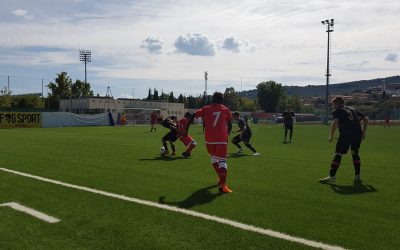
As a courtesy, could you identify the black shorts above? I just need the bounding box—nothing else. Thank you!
[335,135,362,154]
[284,123,293,130]
[232,132,252,144]
[162,131,178,142]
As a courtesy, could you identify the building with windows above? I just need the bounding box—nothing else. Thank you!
[59,97,185,124]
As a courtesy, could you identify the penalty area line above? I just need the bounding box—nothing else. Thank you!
[0,167,346,250]
[0,202,60,223]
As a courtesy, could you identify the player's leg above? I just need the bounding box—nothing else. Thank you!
[320,136,349,183]
[215,144,232,193]
[231,134,243,153]
[351,136,362,182]
[289,126,293,142]
[181,136,196,158]
[284,126,288,142]
[161,135,169,156]
[243,134,258,155]
[169,142,176,156]
[206,144,220,178]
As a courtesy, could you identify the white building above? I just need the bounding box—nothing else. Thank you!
[59,97,185,124]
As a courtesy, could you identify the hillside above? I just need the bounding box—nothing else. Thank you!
[239,75,400,99]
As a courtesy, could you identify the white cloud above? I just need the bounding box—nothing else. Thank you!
[174,33,217,56]
[385,53,398,62]
[119,93,133,99]
[221,36,256,53]
[140,37,164,54]
[12,9,27,17]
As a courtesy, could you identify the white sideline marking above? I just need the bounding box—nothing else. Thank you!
[0,202,60,223]
[0,167,345,250]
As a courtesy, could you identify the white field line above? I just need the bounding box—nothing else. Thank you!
[0,167,346,250]
[0,202,60,223]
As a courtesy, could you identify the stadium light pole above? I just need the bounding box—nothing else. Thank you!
[204,71,208,96]
[321,19,334,124]
[79,49,92,84]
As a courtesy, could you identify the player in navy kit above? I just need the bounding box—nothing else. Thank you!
[319,97,369,184]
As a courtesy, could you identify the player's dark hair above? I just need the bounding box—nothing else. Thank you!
[184,112,192,118]
[233,111,240,116]
[332,96,345,106]
[212,92,224,104]
[157,117,163,123]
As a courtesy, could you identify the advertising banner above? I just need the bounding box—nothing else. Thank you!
[0,112,42,128]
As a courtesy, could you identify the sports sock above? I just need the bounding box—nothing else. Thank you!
[212,162,220,176]
[218,161,228,186]
[245,143,257,153]
[170,143,175,153]
[352,153,361,176]
[186,142,196,154]
[330,154,342,176]
[284,130,288,140]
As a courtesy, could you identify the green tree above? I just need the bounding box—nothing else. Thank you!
[287,95,302,112]
[71,79,94,98]
[168,92,175,103]
[12,94,42,109]
[47,72,73,109]
[239,97,256,111]
[256,81,284,112]
[0,86,12,108]
[223,87,240,110]
[153,89,159,100]
[177,94,185,103]
[147,88,152,100]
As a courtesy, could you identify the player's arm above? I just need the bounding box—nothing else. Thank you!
[361,116,369,140]
[227,120,232,135]
[328,118,338,142]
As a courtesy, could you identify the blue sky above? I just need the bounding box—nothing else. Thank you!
[0,0,399,98]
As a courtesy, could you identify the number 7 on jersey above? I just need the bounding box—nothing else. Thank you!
[212,111,221,127]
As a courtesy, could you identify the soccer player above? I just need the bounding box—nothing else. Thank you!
[120,112,127,126]
[150,112,158,132]
[319,96,369,184]
[157,117,178,156]
[194,92,233,193]
[177,112,197,158]
[282,111,295,143]
[231,112,260,156]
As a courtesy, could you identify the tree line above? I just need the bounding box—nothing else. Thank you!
[1,71,302,113]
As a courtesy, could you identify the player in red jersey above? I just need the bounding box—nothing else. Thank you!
[177,112,197,158]
[194,92,233,193]
[150,112,157,132]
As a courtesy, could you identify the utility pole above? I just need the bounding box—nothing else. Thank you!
[321,19,334,124]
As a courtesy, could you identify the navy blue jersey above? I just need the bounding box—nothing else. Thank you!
[332,106,365,136]
[237,118,251,135]
[161,118,177,131]
[282,112,295,125]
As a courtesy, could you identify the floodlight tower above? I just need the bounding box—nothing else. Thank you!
[321,19,334,124]
[79,49,92,84]
[204,71,208,97]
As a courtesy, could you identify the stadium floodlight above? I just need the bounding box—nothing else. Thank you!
[204,71,208,97]
[79,49,92,85]
[321,18,334,124]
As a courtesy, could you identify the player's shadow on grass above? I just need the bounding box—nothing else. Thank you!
[330,181,378,195]
[158,184,223,209]
[228,153,250,158]
[139,156,184,161]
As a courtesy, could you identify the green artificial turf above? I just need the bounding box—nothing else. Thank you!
[0,124,399,249]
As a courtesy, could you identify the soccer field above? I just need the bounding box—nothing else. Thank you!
[0,124,399,249]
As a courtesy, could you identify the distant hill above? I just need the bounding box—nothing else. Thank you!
[239,75,400,99]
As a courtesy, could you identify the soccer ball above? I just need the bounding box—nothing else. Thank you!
[160,146,166,155]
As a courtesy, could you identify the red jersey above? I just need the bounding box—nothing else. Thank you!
[177,118,189,135]
[150,113,157,124]
[195,104,232,143]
